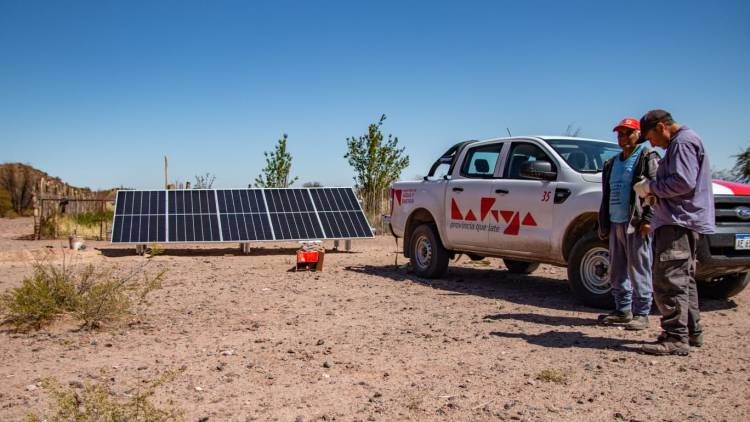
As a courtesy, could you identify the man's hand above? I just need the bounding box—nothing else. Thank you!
[639,223,651,238]
[633,179,651,198]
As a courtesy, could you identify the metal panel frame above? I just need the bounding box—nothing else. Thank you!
[110,187,374,244]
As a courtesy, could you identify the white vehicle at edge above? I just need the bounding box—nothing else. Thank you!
[387,136,750,307]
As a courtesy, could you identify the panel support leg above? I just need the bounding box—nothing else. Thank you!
[241,243,252,254]
[332,240,352,251]
[135,244,147,256]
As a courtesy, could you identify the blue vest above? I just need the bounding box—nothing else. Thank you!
[609,145,642,223]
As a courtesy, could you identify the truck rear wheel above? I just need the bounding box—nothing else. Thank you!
[503,259,540,274]
[567,232,614,308]
[698,273,750,299]
[410,224,449,278]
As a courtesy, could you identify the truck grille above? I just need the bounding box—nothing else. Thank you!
[714,195,750,223]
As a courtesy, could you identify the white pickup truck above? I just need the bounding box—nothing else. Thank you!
[386,136,750,307]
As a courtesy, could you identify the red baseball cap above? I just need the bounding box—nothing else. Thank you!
[612,117,640,131]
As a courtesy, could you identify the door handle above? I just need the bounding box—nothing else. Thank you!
[452,187,464,192]
[495,189,509,194]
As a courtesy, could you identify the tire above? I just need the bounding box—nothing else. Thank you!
[409,224,449,278]
[698,273,750,299]
[567,232,614,308]
[503,259,540,274]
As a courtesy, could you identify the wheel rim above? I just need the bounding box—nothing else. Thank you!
[579,247,610,294]
[414,234,433,269]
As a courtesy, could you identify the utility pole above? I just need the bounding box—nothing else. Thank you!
[164,156,168,189]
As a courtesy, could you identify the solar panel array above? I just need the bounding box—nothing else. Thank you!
[111,188,372,244]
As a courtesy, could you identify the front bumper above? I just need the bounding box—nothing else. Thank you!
[697,224,750,279]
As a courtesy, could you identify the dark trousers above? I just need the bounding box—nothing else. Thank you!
[653,225,703,343]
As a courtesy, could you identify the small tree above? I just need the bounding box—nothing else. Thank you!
[345,114,409,215]
[0,164,35,213]
[712,168,739,182]
[563,123,582,137]
[193,173,216,189]
[732,144,750,183]
[254,134,299,188]
[302,181,323,188]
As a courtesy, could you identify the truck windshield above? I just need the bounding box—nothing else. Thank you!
[544,139,621,173]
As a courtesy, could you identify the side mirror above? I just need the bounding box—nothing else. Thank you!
[520,160,557,181]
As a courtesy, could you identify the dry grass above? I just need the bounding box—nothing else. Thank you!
[25,369,184,422]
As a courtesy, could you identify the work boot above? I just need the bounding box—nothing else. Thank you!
[657,331,704,347]
[624,315,649,331]
[597,310,633,325]
[642,338,690,356]
[689,333,704,347]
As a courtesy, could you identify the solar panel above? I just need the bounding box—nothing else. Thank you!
[112,190,167,243]
[111,187,372,244]
[168,190,221,242]
[216,189,274,241]
[310,188,373,238]
[264,189,325,240]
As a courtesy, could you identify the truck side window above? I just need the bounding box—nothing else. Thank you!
[460,144,502,178]
[504,143,556,179]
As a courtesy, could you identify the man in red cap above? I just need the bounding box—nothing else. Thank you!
[596,118,660,330]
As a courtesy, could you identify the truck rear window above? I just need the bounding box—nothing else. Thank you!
[461,145,502,178]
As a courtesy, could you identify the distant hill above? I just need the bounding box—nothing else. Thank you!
[0,163,115,215]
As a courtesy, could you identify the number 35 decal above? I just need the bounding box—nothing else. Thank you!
[541,191,552,202]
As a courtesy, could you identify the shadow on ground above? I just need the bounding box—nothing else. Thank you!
[98,246,359,258]
[489,330,645,353]
[344,264,738,314]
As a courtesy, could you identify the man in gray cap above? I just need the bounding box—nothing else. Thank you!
[633,109,715,356]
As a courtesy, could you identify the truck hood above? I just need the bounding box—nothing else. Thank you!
[713,180,750,196]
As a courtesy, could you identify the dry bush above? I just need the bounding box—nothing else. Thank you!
[0,263,77,329]
[26,369,184,422]
[0,255,166,331]
[536,368,568,384]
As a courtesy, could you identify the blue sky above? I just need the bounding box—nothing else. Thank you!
[1,0,749,190]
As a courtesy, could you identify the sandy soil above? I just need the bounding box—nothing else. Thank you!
[1,217,749,421]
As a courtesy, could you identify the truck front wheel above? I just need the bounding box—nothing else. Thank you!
[410,224,449,278]
[567,232,614,308]
[698,273,750,299]
[503,259,540,274]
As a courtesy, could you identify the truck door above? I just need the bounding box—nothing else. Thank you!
[444,143,502,249]
[488,141,557,256]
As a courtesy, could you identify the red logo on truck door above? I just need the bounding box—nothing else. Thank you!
[391,189,416,206]
[450,197,536,236]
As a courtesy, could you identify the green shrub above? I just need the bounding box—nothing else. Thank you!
[3,209,19,219]
[26,369,184,422]
[0,264,77,330]
[74,210,114,227]
[0,188,11,216]
[1,258,166,331]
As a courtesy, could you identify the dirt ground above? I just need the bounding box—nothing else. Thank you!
[1,217,749,421]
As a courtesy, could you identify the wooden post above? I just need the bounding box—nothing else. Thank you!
[32,191,39,239]
[164,156,168,189]
[99,200,104,240]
